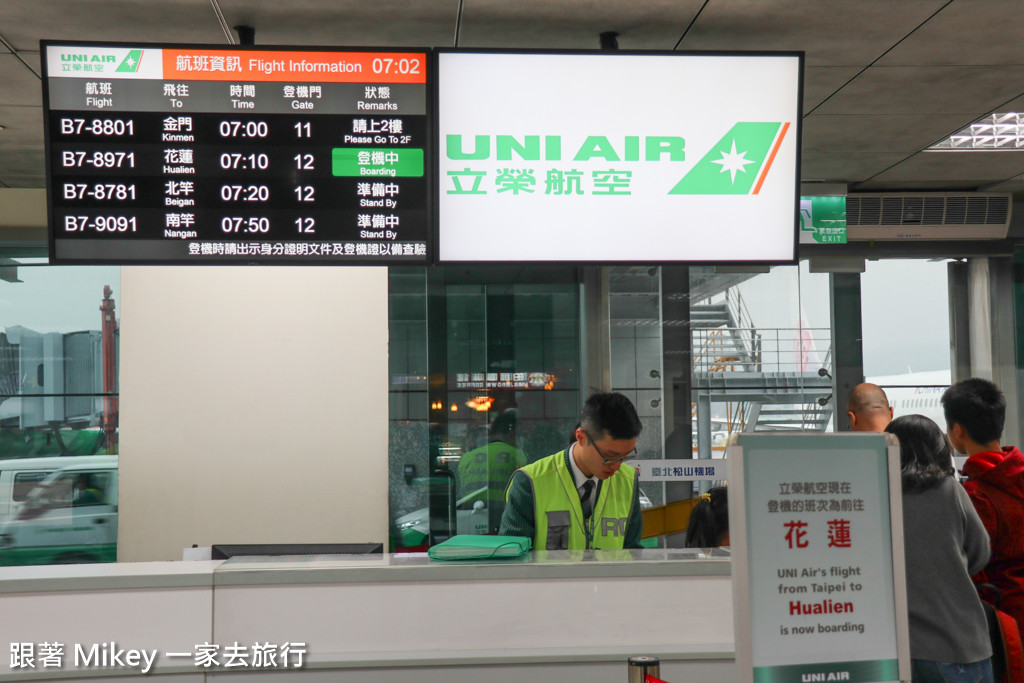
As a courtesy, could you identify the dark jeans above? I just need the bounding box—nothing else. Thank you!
[911,658,994,683]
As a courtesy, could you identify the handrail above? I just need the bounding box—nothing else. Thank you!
[690,287,834,438]
[692,327,831,375]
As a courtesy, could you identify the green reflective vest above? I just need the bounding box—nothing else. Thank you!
[516,449,637,550]
[458,440,528,502]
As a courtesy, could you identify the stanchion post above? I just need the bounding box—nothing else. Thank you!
[627,655,661,683]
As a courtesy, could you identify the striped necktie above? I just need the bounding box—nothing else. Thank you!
[580,480,595,518]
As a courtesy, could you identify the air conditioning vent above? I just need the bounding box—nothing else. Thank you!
[851,196,880,225]
[881,197,903,225]
[922,197,945,224]
[899,196,923,224]
[846,192,1011,240]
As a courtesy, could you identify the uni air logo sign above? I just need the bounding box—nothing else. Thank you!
[59,50,143,73]
[669,122,791,195]
[444,121,790,196]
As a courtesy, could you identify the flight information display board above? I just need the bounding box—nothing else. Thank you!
[42,41,431,264]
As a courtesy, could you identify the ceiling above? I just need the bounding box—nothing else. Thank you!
[2,0,1024,201]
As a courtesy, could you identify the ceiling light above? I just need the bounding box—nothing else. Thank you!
[928,113,1024,151]
[465,396,494,412]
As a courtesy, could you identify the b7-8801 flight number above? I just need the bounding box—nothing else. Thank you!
[59,118,135,136]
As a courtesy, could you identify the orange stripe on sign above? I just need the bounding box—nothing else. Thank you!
[161,49,427,83]
[752,121,790,195]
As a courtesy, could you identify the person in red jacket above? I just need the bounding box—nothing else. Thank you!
[943,378,1024,628]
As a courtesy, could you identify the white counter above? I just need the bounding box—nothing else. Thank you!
[0,550,737,682]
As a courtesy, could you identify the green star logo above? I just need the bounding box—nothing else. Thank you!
[669,122,789,195]
[115,50,144,73]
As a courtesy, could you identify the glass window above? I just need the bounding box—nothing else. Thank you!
[13,472,48,503]
[862,259,950,378]
[608,266,664,508]
[861,259,951,426]
[388,268,429,550]
[388,267,580,550]
[9,463,118,564]
[0,260,120,566]
[390,262,835,551]
[690,261,833,449]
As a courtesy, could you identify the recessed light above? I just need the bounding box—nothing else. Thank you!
[928,113,1024,151]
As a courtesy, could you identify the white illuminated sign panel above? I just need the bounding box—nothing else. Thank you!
[437,50,802,263]
[729,433,910,683]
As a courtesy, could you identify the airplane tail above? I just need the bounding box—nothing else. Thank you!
[797,306,821,372]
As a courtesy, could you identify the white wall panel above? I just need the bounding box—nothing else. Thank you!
[118,266,389,560]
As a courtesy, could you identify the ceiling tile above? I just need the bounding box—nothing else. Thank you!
[0,175,44,189]
[457,0,704,49]
[803,66,862,112]
[679,0,946,66]
[19,53,41,76]
[0,0,1021,199]
[867,150,1024,183]
[219,0,460,48]
[878,1,1024,66]
[802,113,975,153]
[0,176,44,189]
[0,0,226,50]
[0,55,41,106]
[812,65,1024,116]
[800,150,911,183]
[0,105,43,147]
[991,93,1024,113]
[0,147,44,185]
[854,180,989,192]
[983,179,1024,195]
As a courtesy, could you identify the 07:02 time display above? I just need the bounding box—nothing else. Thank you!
[371,57,420,75]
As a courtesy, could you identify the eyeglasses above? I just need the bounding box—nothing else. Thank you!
[583,430,638,466]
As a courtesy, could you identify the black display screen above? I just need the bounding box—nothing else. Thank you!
[42,42,431,264]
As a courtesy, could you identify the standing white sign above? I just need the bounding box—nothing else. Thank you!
[729,433,910,683]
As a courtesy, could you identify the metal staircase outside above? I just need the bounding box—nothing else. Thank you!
[690,288,833,456]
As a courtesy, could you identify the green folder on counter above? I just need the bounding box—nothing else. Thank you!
[427,535,532,561]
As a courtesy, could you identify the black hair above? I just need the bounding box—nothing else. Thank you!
[489,409,518,438]
[685,486,728,547]
[884,414,954,492]
[579,392,643,441]
[941,378,1005,445]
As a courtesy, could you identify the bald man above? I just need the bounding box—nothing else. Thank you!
[847,383,893,432]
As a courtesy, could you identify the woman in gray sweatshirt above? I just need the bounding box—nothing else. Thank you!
[885,414,993,683]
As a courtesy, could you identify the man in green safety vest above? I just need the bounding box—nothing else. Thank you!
[458,409,528,534]
[499,392,643,550]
